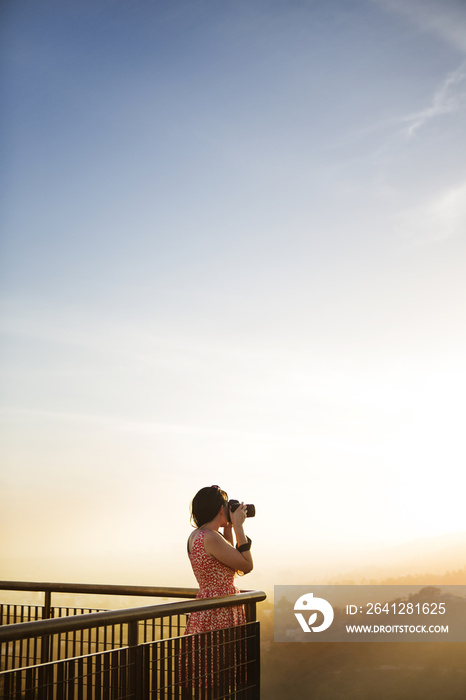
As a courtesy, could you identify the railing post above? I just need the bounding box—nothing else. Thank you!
[127,620,141,700]
[38,589,53,700]
[40,590,52,663]
[43,591,52,621]
[245,601,256,622]
[254,621,261,699]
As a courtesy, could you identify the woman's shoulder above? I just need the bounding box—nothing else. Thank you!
[202,529,231,554]
[188,528,211,553]
[194,529,224,550]
[188,528,227,553]
[202,529,224,543]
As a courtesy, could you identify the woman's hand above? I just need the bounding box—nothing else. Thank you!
[203,502,253,574]
[230,503,247,529]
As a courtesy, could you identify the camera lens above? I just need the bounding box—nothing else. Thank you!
[228,500,255,517]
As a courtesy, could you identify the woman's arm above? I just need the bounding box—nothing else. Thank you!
[204,504,253,574]
[222,523,234,546]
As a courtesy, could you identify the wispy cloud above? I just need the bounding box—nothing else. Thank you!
[370,0,466,54]
[394,180,466,245]
[401,63,466,138]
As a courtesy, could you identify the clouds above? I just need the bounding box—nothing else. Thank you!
[394,179,466,245]
[371,0,466,54]
[401,63,466,138]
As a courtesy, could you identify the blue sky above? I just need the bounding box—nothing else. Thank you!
[1,0,466,587]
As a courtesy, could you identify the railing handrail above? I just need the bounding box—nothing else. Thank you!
[0,580,199,599]
[0,590,267,643]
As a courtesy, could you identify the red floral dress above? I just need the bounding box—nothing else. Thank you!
[180,530,247,695]
[184,530,246,633]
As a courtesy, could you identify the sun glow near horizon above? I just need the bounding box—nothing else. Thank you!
[2,335,465,586]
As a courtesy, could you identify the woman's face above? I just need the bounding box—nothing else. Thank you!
[219,501,229,526]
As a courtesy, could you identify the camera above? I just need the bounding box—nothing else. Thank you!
[228,499,255,518]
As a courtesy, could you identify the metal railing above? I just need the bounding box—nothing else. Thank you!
[0,581,266,699]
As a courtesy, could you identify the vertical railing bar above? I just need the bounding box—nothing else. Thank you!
[141,643,150,699]
[77,655,84,700]
[4,668,11,700]
[206,631,212,700]
[236,625,241,695]
[20,668,26,700]
[211,630,218,700]
[169,637,174,698]
[17,621,22,671]
[120,647,127,700]
[68,658,76,700]
[43,591,51,621]
[254,621,260,700]
[127,620,138,700]
[219,628,224,700]
[84,653,90,700]
[160,617,167,697]
[198,631,205,700]
[24,665,34,700]
[226,627,231,698]
[228,626,233,698]
[33,635,38,670]
[11,608,16,671]
[187,632,194,700]
[89,617,93,658]
[171,636,176,700]
[227,625,232,697]
[79,610,84,657]
[13,660,21,700]
[56,656,65,700]
[84,614,89,658]
[243,622,248,694]
[92,654,97,700]
[153,635,160,697]
[110,649,118,700]
[25,626,30,668]
[102,646,110,700]
[95,652,102,700]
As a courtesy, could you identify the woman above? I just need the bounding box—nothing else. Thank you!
[181,485,253,695]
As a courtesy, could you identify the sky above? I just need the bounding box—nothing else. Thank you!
[1,0,466,591]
